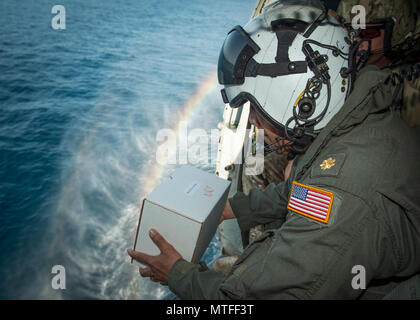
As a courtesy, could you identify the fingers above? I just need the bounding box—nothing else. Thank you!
[149,229,171,253]
[127,229,178,286]
[140,267,166,284]
[139,267,157,281]
[139,267,152,277]
[127,249,153,266]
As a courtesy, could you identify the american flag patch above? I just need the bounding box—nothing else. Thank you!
[287,181,334,224]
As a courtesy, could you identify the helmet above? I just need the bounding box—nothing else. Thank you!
[217,0,351,157]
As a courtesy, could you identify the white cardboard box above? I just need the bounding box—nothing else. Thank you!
[132,165,231,265]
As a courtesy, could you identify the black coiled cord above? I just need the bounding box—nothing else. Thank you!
[346,38,372,99]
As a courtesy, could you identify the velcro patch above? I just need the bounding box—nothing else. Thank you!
[287,181,334,224]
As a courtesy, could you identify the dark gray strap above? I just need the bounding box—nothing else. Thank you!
[246,59,307,78]
[275,31,298,63]
[245,29,308,78]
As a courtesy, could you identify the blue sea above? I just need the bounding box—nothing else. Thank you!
[0,0,252,299]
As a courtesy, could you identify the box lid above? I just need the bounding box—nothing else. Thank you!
[147,165,231,222]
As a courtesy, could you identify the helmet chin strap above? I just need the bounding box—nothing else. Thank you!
[263,136,291,156]
[263,129,316,160]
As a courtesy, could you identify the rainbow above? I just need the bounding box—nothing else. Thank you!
[141,70,219,196]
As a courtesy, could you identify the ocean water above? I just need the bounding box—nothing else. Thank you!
[0,0,252,299]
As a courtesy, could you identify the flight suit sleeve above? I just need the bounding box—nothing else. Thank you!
[169,188,400,299]
[229,178,292,232]
[168,259,232,300]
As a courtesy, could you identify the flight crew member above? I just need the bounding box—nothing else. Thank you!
[128,0,420,299]
[214,0,420,277]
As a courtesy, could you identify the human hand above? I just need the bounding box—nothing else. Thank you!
[219,200,235,224]
[127,229,182,285]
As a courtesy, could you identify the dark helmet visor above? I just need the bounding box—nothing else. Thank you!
[217,26,260,85]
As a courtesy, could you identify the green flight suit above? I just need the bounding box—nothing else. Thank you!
[167,65,420,299]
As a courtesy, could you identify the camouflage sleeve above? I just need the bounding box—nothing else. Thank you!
[168,188,402,300]
[229,178,292,232]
